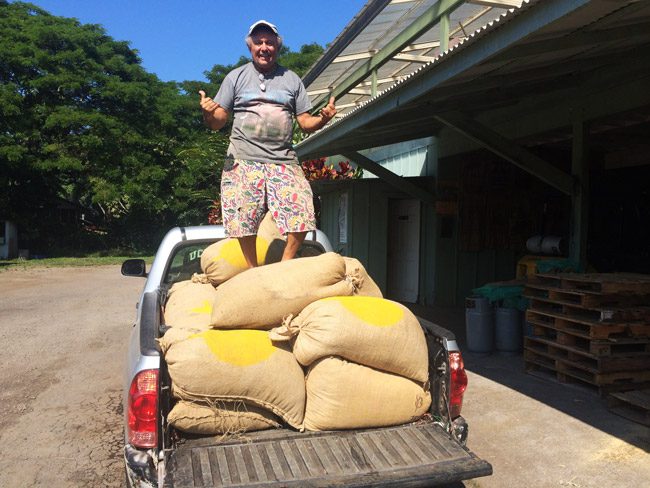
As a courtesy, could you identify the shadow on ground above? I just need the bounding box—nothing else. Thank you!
[407,303,650,453]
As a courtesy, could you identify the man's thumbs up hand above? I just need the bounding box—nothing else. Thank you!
[319,96,337,123]
[199,90,220,114]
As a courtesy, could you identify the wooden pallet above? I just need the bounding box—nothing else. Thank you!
[525,361,650,396]
[608,389,650,426]
[523,272,650,395]
[528,273,650,295]
[524,352,650,396]
[524,283,650,308]
[525,347,650,384]
[534,328,650,357]
[524,294,650,322]
[524,337,650,373]
[526,308,650,340]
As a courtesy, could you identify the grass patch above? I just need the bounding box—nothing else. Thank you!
[0,255,154,271]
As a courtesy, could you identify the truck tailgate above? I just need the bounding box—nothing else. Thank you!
[167,422,491,487]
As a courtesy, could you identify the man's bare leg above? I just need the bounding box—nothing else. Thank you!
[282,231,307,261]
[237,235,258,268]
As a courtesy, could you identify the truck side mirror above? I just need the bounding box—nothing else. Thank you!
[121,259,147,277]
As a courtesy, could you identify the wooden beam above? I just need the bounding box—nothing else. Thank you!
[348,88,372,96]
[570,109,589,268]
[332,42,441,64]
[307,88,333,96]
[357,75,403,87]
[402,41,440,52]
[308,76,404,97]
[434,111,575,195]
[393,53,436,63]
[332,51,375,64]
[342,152,436,204]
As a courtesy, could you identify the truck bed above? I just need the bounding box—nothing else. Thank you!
[167,420,491,487]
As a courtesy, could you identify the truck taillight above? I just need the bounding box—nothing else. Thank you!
[449,351,468,419]
[128,369,158,448]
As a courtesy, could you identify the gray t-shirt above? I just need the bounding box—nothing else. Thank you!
[214,62,312,163]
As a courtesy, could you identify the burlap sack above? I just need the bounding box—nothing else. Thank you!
[270,296,429,383]
[163,279,217,330]
[343,257,382,297]
[257,210,284,239]
[168,400,281,435]
[159,327,305,428]
[210,252,358,330]
[304,357,431,431]
[200,212,284,285]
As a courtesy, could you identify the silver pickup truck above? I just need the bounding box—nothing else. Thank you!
[121,225,492,487]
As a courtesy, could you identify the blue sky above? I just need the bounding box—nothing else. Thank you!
[25,0,368,82]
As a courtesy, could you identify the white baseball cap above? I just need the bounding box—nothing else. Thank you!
[248,20,279,36]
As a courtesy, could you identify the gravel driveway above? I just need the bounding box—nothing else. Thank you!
[0,265,142,487]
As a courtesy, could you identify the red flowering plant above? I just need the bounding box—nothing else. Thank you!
[207,199,223,225]
[301,158,363,181]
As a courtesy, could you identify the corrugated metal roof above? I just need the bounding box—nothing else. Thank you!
[303,0,522,116]
[332,0,531,121]
[297,0,650,160]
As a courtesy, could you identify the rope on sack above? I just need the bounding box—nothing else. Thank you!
[268,314,301,341]
[344,269,364,294]
[191,273,211,284]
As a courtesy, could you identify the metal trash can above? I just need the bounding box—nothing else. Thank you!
[495,306,522,354]
[465,296,494,354]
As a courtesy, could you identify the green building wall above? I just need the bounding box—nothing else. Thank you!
[313,153,517,308]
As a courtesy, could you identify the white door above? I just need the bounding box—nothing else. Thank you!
[387,199,420,302]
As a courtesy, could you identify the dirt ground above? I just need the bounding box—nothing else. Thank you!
[0,266,648,487]
[0,266,142,487]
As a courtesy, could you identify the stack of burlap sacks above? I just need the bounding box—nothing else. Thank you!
[159,214,431,435]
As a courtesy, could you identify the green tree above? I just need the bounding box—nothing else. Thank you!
[0,1,324,254]
[279,43,324,77]
[0,1,223,252]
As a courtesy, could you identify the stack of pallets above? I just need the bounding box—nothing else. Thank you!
[523,273,650,406]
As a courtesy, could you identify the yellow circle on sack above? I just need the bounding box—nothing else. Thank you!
[194,330,276,366]
[214,238,269,268]
[190,300,212,315]
[324,296,403,327]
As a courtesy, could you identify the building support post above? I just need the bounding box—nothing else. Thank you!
[371,68,378,97]
[570,109,589,270]
[440,12,450,53]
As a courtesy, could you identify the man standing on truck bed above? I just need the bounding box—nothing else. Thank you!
[199,20,337,266]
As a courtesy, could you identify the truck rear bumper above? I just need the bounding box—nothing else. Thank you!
[167,421,491,487]
[125,444,158,488]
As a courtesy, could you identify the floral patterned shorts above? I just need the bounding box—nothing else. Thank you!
[220,159,316,237]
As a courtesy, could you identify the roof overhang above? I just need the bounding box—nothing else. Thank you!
[296,0,650,172]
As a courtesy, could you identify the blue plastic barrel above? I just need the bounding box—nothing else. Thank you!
[465,296,494,353]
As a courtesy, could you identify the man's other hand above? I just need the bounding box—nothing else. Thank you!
[319,96,337,123]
